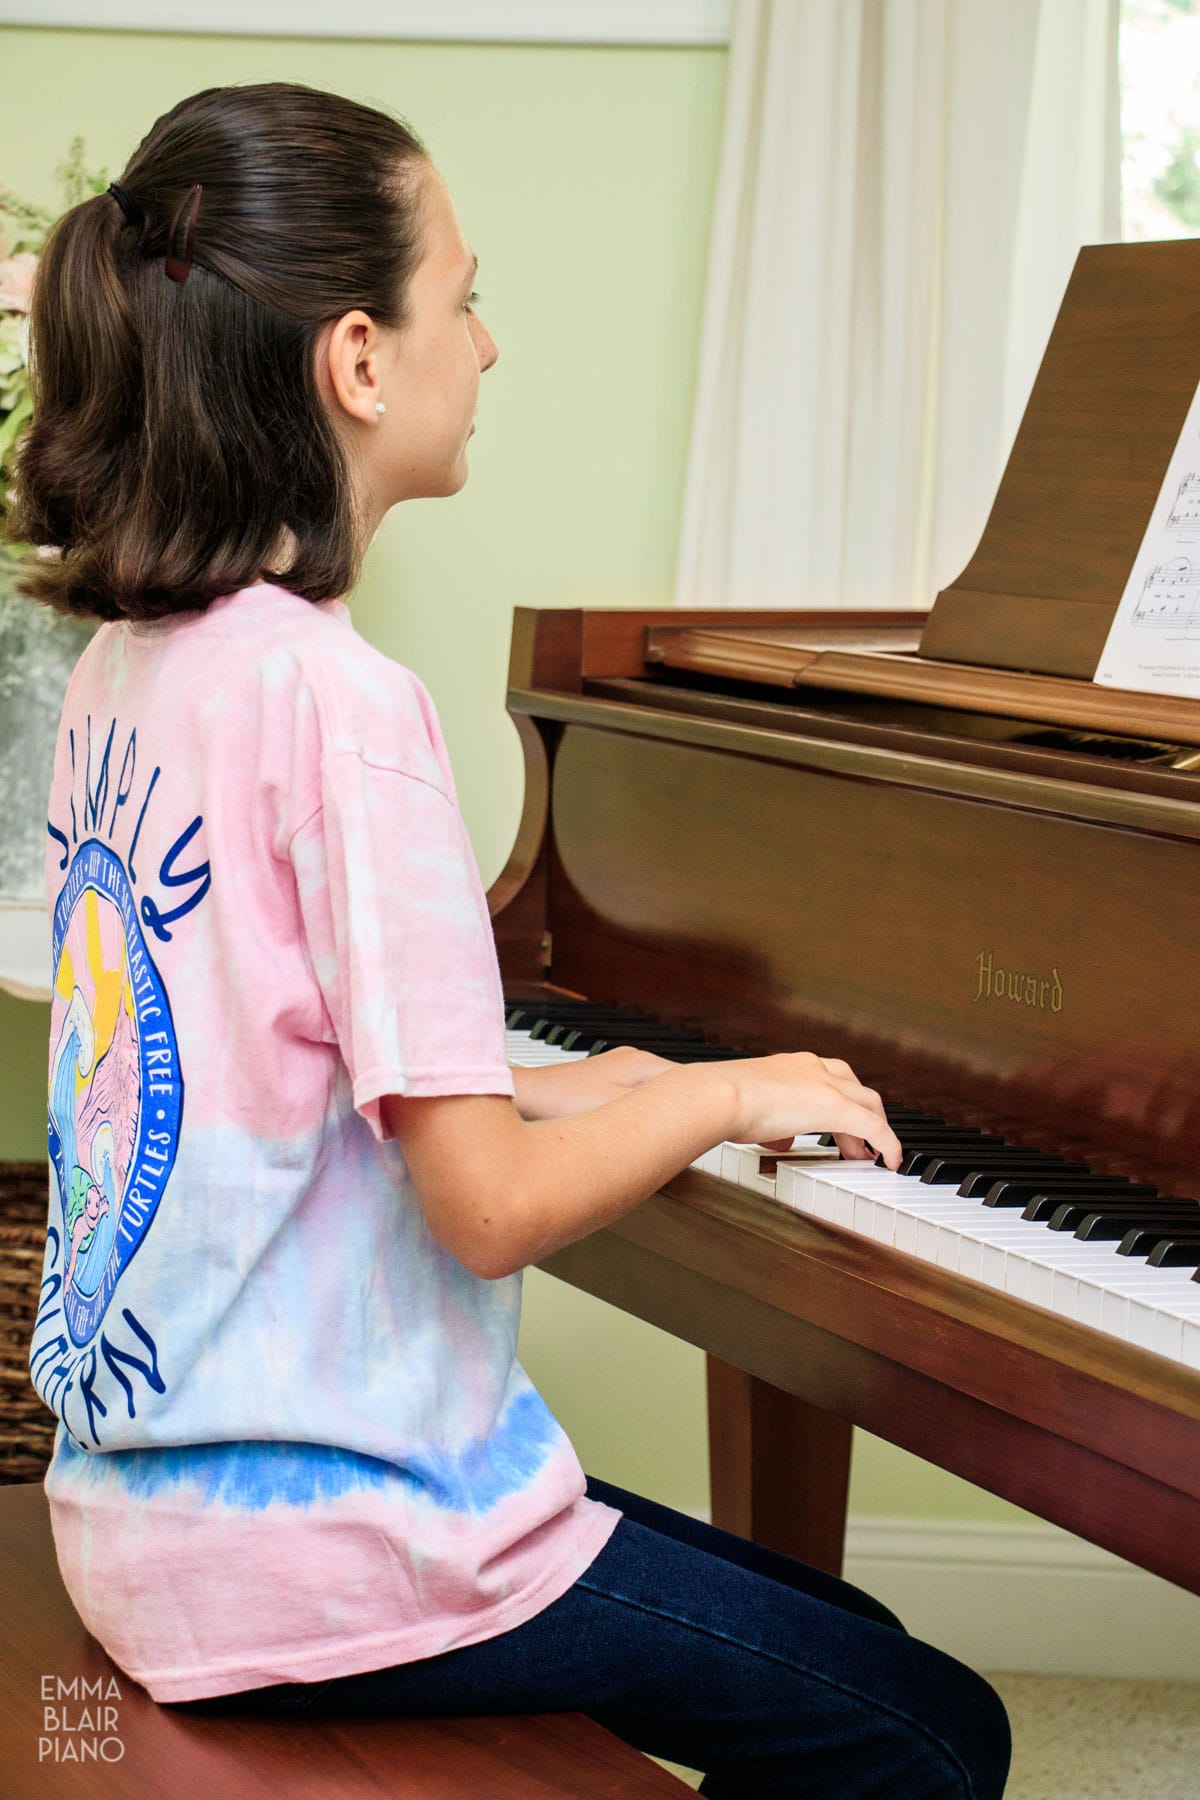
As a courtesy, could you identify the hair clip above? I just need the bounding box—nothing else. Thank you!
[165,184,203,285]
[107,182,141,228]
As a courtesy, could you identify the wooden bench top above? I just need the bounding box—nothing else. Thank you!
[1,1482,691,1797]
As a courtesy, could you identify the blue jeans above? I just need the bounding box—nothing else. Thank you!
[185,1476,1011,1798]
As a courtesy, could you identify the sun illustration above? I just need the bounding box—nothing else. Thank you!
[49,883,140,1301]
[52,888,134,1102]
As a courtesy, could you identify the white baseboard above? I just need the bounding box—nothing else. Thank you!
[841,1518,1200,1681]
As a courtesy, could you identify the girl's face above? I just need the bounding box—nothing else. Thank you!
[376,164,498,506]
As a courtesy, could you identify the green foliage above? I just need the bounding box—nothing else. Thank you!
[1153,123,1200,227]
[0,141,107,535]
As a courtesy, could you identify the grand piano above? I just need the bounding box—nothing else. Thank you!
[487,240,1200,1599]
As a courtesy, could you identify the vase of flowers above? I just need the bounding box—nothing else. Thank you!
[0,145,103,994]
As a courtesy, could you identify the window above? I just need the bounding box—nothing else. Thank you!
[1121,0,1200,238]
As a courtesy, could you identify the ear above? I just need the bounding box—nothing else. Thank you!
[319,309,383,427]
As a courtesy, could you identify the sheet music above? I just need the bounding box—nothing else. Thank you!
[1095,377,1200,696]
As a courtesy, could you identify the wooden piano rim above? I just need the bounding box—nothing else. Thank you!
[665,1169,1197,1447]
[540,1167,1200,1592]
[508,686,1200,843]
[544,1166,1200,1487]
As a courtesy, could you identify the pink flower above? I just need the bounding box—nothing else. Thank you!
[0,252,38,312]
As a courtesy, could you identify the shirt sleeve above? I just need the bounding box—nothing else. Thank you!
[289,748,514,1141]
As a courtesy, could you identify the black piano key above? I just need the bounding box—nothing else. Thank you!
[509,1001,729,1059]
[864,1105,923,1116]
[553,1016,687,1035]
[899,1144,1012,1177]
[818,1114,952,1147]
[1042,1195,1192,1231]
[1147,1240,1200,1268]
[1118,1227,1200,1259]
[505,1005,551,1026]
[592,1021,677,1037]
[981,1176,1154,1206]
[1023,1190,1160,1223]
[583,1037,743,1060]
[506,1003,624,1027]
[876,1110,948,1123]
[1071,1205,1200,1242]
[508,1002,660,1032]
[541,1014,651,1035]
[615,1033,732,1053]
[898,1123,1004,1135]
[919,1154,1078,1187]
[565,1024,660,1045]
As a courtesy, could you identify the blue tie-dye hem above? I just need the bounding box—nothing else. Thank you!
[54,1387,563,1516]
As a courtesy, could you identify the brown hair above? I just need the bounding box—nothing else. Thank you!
[7,82,427,621]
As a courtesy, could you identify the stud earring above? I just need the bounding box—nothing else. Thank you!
[375,401,387,418]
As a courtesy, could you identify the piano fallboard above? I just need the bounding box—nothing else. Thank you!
[503,688,1198,1197]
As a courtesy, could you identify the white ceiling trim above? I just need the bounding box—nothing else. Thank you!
[0,0,733,45]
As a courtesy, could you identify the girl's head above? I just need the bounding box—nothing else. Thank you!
[8,82,496,621]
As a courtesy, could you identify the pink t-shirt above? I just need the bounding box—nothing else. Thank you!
[29,582,618,1703]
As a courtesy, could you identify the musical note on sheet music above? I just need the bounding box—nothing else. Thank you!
[1164,473,1200,542]
[1130,558,1200,637]
[1096,378,1200,695]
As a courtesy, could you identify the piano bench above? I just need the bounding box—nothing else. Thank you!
[0,1482,690,1799]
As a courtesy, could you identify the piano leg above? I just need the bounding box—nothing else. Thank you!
[707,1355,852,1577]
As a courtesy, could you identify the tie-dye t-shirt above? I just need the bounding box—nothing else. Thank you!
[29,582,618,1704]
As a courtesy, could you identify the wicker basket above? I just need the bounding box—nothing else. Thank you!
[0,1161,58,1484]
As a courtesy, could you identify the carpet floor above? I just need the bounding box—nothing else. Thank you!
[654,1672,1200,1797]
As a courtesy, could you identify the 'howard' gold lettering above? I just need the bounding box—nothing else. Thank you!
[974,950,1063,1014]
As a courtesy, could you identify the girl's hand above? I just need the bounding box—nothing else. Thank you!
[728,1052,901,1170]
[511,1046,675,1121]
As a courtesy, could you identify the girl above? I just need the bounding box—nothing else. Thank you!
[16,82,1009,1799]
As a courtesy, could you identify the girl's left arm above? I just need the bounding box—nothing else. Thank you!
[510,1047,674,1121]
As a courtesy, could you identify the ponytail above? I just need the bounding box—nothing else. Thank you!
[6,83,427,621]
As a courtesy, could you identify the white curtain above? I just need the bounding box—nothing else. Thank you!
[675,0,1122,612]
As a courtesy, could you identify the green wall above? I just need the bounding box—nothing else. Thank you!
[0,24,1025,1527]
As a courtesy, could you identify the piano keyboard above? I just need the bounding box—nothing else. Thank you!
[505,1000,1200,1373]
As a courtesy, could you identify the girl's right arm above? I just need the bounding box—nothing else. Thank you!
[382,1053,901,1281]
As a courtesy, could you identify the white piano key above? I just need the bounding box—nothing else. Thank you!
[718,1143,744,1184]
[801,1163,1200,1350]
[737,1152,783,1200]
[504,1029,590,1066]
[854,1191,892,1244]
[1155,1311,1186,1362]
[959,1236,985,1282]
[777,1161,838,1213]
[1128,1286,1200,1352]
[502,1007,1200,1367]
